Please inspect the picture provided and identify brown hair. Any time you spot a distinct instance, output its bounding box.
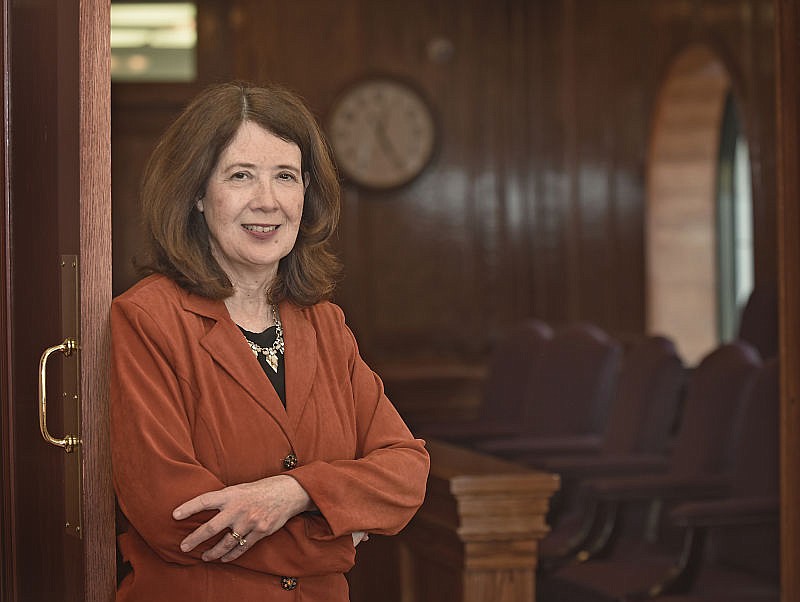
[139,81,341,305]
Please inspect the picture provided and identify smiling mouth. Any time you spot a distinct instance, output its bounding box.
[243,224,279,233]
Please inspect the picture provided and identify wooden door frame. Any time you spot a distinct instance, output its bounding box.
[1,0,11,597]
[1,0,113,599]
[776,0,800,599]
[78,0,114,599]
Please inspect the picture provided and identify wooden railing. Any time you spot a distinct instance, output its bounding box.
[349,439,560,602]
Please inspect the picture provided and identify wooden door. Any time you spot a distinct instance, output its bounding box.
[0,0,113,600]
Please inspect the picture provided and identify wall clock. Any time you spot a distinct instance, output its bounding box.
[327,77,436,190]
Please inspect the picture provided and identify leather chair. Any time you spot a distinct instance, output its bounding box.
[638,357,780,602]
[413,319,553,443]
[537,343,771,602]
[499,335,685,463]
[479,322,623,458]
[531,336,685,560]
[737,283,778,360]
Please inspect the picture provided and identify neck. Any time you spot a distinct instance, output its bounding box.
[224,279,275,333]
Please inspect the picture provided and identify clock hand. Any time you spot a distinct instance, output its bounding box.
[373,119,406,170]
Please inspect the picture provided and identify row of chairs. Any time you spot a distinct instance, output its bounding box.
[414,321,681,464]
[539,345,778,601]
[413,316,778,600]
[414,321,623,449]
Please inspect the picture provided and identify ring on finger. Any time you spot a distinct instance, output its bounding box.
[230,530,247,547]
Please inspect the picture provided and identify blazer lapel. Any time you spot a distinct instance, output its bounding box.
[181,291,294,440]
[280,301,317,433]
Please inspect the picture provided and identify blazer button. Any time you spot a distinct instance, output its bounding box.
[281,576,298,590]
[283,453,298,470]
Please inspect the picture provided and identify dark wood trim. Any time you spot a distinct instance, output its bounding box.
[776,0,799,599]
[0,0,14,597]
[111,82,206,110]
[79,0,114,599]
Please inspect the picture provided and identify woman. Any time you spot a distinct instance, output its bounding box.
[111,82,430,601]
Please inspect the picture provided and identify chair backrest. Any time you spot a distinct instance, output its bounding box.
[727,357,780,497]
[601,335,685,454]
[479,319,553,423]
[712,357,780,579]
[738,283,778,360]
[524,323,622,436]
[669,341,761,478]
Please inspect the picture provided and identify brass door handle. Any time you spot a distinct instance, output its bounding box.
[38,337,81,453]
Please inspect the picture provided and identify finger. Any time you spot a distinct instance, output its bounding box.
[173,490,224,520]
[219,522,273,562]
[180,513,232,552]
[202,530,245,562]
[219,533,251,563]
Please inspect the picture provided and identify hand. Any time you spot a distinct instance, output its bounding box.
[173,475,313,563]
[352,531,370,547]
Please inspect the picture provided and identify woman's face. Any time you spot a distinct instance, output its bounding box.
[197,121,306,284]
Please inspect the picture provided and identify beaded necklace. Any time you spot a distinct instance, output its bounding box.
[243,305,284,373]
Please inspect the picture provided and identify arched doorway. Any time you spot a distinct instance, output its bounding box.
[646,44,752,365]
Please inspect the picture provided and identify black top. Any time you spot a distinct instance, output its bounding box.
[239,325,286,406]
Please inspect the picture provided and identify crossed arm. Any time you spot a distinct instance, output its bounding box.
[173,473,368,564]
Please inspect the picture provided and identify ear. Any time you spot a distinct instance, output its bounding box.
[303,172,310,192]
[195,196,205,212]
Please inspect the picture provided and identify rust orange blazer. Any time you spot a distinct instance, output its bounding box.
[111,274,430,601]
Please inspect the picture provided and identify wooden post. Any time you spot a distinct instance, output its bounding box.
[776,1,800,599]
[400,440,560,602]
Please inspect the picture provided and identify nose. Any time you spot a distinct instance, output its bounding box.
[248,179,279,211]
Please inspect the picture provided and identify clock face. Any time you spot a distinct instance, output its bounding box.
[327,78,436,189]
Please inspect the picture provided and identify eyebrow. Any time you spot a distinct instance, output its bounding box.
[274,163,302,173]
[222,161,302,173]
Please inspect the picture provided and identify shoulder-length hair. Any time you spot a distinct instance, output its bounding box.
[139,81,341,305]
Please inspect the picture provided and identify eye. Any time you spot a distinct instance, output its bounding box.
[229,171,250,181]
[277,171,299,182]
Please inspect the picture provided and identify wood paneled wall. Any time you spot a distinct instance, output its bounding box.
[112,0,777,418]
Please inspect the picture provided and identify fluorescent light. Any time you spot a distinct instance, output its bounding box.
[110,3,196,49]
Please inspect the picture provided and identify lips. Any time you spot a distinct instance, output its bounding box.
[242,224,279,233]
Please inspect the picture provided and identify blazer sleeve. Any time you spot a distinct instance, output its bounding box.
[111,297,355,575]
[289,309,430,540]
